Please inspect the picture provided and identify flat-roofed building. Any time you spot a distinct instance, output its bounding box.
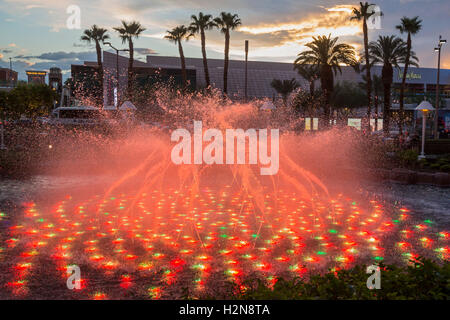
[26,70,47,85]
[0,67,18,87]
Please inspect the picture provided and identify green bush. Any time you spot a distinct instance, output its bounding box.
[440,164,450,172]
[395,149,419,168]
[233,258,449,300]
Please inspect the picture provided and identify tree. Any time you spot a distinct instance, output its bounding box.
[5,84,57,119]
[214,12,242,95]
[114,20,146,99]
[396,16,422,135]
[294,64,319,96]
[351,2,382,130]
[270,78,299,107]
[189,12,216,88]
[165,25,193,89]
[294,35,357,124]
[360,74,383,131]
[368,35,417,134]
[81,25,109,107]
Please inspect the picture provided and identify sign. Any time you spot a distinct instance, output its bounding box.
[398,71,422,80]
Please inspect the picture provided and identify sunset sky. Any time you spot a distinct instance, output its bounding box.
[0,0,448,80]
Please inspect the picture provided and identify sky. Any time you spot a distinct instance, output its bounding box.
[0,0,449,81]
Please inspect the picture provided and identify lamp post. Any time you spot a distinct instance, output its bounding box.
[104,42,129,109]
[416,100,435,160]
[433,35,446,139]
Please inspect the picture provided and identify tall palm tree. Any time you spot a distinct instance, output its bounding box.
[294,35,357,123]
[270,78,299,107]
[214,12,242,95]
[165,25,192,89]
[81,25,109,106]
[351,2,382,130]
[113,20,146,99]
[360,74,383,131]
[396,16,422,135]
[189,12,216,88]
[294,64,320,96]
[368,35,418,134]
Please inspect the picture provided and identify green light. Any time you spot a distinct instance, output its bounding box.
[424,219,432,224]
[252,234,259,238]
[373,256,384,261]
[328,229,338,234]
[219,234,228,238]
[316,251,327,255]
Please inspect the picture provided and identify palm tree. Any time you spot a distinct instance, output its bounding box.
[189,13,216,88]
[368,35,418,134]
[165,25,192,89]
[80,25,109,106]
[270,78,299,107]
[360,74,383,131]
[396,16,422,135]
[113,20,146,99]
[214,12,242,95]
[294,35,357,123]
[294,64,320,96]
[351,2,382,130]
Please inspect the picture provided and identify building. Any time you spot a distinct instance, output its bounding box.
[26,70,47,84]
[146,56,450,105]
[49,67,63,93]
[71,51,197,107]
[0,67,18,87]
[72,51,450,134]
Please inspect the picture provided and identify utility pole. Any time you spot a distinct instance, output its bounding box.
[9,57,13,87]
[104,42,129,109]
[244,40,249,103]
[433,35,446,139]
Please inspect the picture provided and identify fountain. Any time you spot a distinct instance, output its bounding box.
[0,91,448,299]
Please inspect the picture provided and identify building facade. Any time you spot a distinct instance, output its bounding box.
[26,70,47,85]
[0,67,18,87]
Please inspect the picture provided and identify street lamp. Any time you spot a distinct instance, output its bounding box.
[433,35,446,139]
[104,42,129,109]
[416,99,435,160]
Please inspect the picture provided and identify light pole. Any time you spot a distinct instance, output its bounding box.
[104,42,129,109]
[244,40,249,103]
[433,35,446,139]
[416,99,435,160]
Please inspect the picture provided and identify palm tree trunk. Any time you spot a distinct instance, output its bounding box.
[382,63,393,135]
[223,29,230,95]
[200,29,210,87]
[320,64,333,127]
[363,20,372,131]
[309,80,315,97]
[374,91,379,131]
[399,33,411,136]
[128,39,134,100]
[95,41,103,108]
[178,40,187,88]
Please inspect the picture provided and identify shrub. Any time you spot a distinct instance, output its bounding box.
[395,149,419,168]
[233,258,449,300]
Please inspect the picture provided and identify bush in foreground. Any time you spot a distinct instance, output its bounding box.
[231,258,449,300]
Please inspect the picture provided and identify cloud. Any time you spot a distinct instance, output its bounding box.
[134,47,158,55]
[14,51,97,62]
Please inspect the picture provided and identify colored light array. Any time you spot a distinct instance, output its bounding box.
[0,186,448,299]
